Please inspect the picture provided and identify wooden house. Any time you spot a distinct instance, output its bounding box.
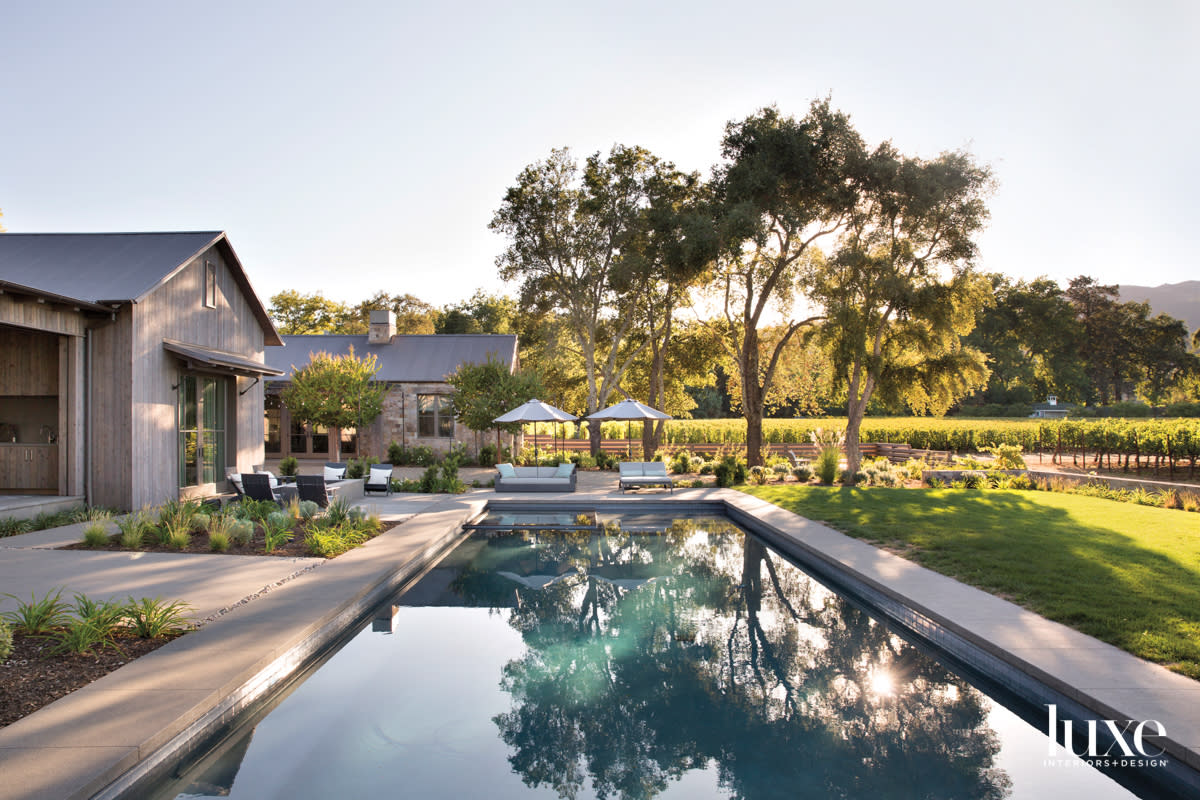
[0,232,283,509]
[265,311,518,460]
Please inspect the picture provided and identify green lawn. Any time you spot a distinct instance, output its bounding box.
[742,485,1200,679]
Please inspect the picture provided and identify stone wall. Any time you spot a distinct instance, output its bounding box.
[364,383,478,457]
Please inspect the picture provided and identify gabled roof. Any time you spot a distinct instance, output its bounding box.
[266,334,519,383]
[0,232,282,345]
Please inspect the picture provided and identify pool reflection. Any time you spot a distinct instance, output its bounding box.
[439,519,1012,799]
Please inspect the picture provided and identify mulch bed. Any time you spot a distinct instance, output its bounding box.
[0,630,181,729]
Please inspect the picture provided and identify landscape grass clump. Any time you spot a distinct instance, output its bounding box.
[2,588,73,635]
[82,522,110,548]
[262,511,294,553]
[124,596,193,638]
[116,508,154,548]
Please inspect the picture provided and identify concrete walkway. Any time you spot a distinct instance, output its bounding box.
[1,470,1199,798]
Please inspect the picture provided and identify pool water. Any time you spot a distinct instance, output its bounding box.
[152,516,1159,799]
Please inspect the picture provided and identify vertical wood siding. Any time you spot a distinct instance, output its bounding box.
[131,246,268,506]
[89,310,134,509]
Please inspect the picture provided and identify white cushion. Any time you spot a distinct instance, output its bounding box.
[229,474,243,491]
[368,465,392,481]
[324,466,344,482]
[257,470,279,488]
[496,463,517,479]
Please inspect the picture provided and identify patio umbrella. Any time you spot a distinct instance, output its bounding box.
[586,399,672,460]
[494,399,578,463]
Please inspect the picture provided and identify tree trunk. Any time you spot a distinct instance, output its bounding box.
[589,419,603,459]
[741,328,765,467]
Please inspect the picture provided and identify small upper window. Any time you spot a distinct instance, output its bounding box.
[204,261,218,308]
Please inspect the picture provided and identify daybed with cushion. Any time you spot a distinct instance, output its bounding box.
[619,462,674,493]
[494,462,577,493]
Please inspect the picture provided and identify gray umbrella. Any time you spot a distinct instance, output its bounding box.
[495,399,577,462]
[587,399,672,459]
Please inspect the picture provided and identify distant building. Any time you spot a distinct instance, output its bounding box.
[264,310,518,460]
[1030,395,1072,419]
[0,232,282,509]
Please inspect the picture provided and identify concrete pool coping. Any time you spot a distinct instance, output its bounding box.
[0,483,1197,798]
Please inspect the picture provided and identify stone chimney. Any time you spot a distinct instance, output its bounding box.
[368,309,396,344]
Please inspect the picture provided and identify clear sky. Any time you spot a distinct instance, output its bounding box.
[2,1,1197,309]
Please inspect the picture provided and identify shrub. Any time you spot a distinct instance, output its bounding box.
[478,443,498,467]
[2,588,72,634]
[233,498,277,523]
[278,456,299,477]
[982,443,1026,470]
[814,447,840,485]
[569,453,597,469]
[748,465,768,485]
[902,458,929,481]
[670,450,692,474]
[699,460,716,475]
[230,518,254,546]
[82,522,110,547]
[926,476,946,488]
[188,512,211,533]
[0,618,11,661]
[125,597,192,638]
[297,500,321,521]
[208,531,230,552]
[960,473,985,489]
[792,465,812,483]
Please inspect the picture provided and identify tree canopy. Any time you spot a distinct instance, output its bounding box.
[281,347,386,460]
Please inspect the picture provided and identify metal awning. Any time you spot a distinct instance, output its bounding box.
[163,339,284,377]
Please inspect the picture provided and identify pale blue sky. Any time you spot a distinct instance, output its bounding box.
[2,1,1197,307]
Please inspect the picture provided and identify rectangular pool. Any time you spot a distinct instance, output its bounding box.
[146,514,1169,799]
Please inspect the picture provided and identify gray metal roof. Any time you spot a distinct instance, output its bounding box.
[0,232,282,345]
[0,232,223,302]
[266,334,519,383]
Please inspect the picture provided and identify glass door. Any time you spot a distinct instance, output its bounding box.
[178,374,227,487]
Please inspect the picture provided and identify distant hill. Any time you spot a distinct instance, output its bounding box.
[1119,280,1200,335]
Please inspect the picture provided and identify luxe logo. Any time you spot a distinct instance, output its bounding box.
[1046,704,1166,758]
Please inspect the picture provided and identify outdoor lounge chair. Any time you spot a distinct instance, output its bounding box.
[241,473,282,505]
[324,462,347,481]
[226,468,245,499]
[618,462,674,493]
[364,463,394,496]
[296,474,332,507]
[787,450,810,468]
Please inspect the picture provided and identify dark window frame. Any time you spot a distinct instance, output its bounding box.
[203,260,218,309]
[417,393,455,438]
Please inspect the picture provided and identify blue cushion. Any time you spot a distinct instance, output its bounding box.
[496,463,517,479]
[554,463,574,478]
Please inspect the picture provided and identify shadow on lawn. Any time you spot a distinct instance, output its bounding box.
[748,485,1200,678]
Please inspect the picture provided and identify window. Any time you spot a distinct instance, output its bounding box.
[178,374,226,486]
[264,394,281,454]
[204,261,218,308]
[417,394,454,438]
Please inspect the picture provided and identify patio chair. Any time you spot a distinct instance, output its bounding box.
[226,468,245,499]
[324,462,348,482]
[296,474,331,508]
[364,463,394,496]
[241,473,281,505]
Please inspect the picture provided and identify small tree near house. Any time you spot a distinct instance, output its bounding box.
[281,347,386,461]
[448,355,545,457]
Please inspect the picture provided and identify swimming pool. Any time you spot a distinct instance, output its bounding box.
[146,515,1167,799]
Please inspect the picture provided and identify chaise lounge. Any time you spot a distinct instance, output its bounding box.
[619,462,674,493]
[494,462,577,492]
